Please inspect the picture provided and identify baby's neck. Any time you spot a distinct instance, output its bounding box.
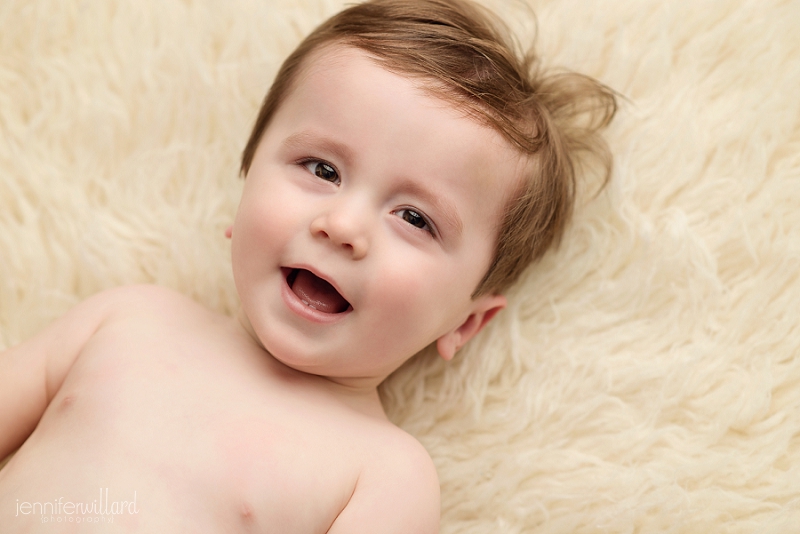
[234,310,388,421]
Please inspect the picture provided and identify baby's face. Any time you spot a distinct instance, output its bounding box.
[231,46,521,385]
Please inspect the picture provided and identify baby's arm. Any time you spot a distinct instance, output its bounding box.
[0,288,120,461]
[327,437,440,534]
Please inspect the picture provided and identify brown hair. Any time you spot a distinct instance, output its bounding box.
[240,0,617,296]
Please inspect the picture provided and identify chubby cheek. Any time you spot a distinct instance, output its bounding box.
[365,258,473,351]
[233,181,294,267]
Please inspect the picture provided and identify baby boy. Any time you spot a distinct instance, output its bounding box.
[0,0,615,531]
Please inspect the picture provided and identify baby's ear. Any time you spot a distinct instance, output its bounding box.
[436,294,506,361]
[225,225,233,239]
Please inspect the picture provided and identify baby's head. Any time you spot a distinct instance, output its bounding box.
[242,0,616,298]
[231,0,616,384]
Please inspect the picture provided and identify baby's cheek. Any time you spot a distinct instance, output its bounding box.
[237,204,291,258]
[371,263,451,333]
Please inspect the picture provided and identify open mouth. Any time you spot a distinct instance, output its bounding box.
[284,268,351,314]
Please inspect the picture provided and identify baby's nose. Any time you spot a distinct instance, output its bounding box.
[309,205,370,260]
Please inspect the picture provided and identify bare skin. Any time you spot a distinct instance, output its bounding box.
[0,285,439,532]
[0,47,521,532]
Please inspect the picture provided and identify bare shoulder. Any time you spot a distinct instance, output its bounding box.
[96,284,201,313]
[329,423,440,533]
[46,283,211,373]
[0,284,201,459]
[83,284,219,327]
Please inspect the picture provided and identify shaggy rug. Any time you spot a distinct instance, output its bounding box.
[1,0,798,531]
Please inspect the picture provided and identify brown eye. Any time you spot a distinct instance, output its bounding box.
[314,162,338,183]
[302,160,340,184]
[395,208,433,234]
[402,209,425,228]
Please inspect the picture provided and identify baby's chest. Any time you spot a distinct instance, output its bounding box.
[177,410,359,531]
[49,331,364,531]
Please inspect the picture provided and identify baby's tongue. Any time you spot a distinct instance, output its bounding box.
[291,269,349,313]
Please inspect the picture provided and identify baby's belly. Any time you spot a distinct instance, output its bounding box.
[0,338,358,533]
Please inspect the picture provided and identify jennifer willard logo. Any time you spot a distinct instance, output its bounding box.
[15,487,138,524]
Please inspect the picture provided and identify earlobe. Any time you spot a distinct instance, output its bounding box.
[436,294,506,361]
[225,225,233,239]
[436,332,460,361]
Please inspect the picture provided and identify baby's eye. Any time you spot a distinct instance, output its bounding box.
[394,208,434,235]
[303,160,340,184]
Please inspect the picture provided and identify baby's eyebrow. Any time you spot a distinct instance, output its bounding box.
[281,131,354,168]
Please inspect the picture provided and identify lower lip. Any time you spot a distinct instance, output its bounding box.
[280,270,351,324]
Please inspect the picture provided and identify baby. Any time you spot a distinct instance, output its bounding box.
[0,0,615,531]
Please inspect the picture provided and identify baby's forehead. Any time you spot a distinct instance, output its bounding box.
[280,45,524,184]
[290,43,525,161]
[291,43,438,105]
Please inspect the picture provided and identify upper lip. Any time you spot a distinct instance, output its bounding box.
[282,264,352,308]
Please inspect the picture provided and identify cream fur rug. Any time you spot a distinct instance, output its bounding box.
[1,0,798,532]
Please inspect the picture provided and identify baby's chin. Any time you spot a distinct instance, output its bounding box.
[235,318,338,376]
[232,302,433,388]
